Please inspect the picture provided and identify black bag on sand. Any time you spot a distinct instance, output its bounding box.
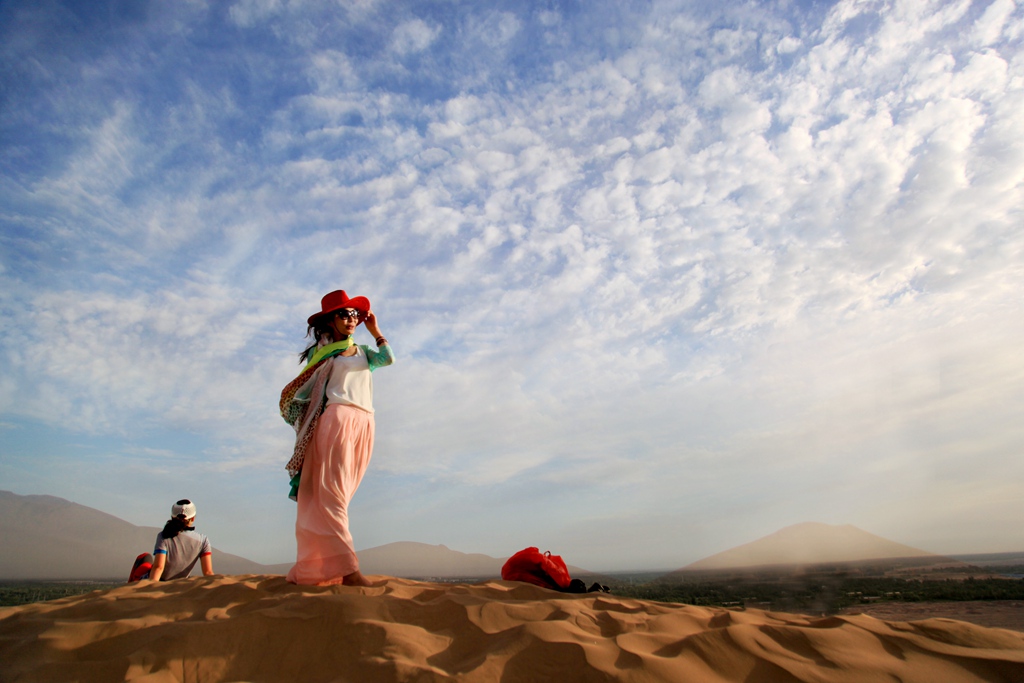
[565,578,612,594]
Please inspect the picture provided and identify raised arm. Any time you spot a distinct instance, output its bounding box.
[363,311,394,370]
[364,311,385,344]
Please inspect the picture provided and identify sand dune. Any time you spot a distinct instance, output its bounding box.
[2,575,1024,682]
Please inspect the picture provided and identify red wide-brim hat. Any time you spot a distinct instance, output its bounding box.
[307,290,371,325]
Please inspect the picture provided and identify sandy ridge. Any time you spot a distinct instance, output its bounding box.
[2,574,1024,682]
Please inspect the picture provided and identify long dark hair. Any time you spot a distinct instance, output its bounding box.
[298,317,336,364]
[161,516,190,538]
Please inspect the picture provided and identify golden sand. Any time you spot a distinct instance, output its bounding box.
[2,574,1023,682]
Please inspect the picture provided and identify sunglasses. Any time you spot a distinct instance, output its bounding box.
[335,309,362,320]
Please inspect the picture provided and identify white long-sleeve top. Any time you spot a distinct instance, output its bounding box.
[324,344,394,413]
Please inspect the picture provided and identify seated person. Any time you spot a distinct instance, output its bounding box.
[128,499,214,582]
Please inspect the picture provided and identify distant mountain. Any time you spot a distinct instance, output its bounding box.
[0,491,510,580]
[357,542,502,578]
[0,491,275,580]
[682,522,938,571]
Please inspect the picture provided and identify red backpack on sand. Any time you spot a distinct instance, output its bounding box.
[500,547,574,590]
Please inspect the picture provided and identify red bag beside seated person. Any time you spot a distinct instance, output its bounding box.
[128,552,153,583]
[501,547,609,593]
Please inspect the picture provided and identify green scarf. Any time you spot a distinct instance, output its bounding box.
[302,337,354,372]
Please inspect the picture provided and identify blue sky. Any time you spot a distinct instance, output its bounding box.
[1,0,1022,572]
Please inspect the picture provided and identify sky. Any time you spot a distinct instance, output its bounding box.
[1,0,1022,572]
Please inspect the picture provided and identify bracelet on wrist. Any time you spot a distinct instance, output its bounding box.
[375,336,388,346]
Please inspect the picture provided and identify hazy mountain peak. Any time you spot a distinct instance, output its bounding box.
[684,522,936,570]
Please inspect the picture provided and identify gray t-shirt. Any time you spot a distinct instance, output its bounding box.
[153,528,212,580]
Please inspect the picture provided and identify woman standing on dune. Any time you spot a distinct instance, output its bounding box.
[280,290,395,587]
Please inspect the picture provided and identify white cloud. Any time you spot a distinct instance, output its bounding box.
[971,0,1017,46]
[538,11,560,28]
[777,36,801,54]
[307,50,362,92]
[390,19,440,55]
[2,0,1023,567]
[228,0,283,27]
[952,49,1009,98]
[476,12,522,48]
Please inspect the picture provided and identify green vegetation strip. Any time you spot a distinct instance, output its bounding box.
[611,577,1024,614]
[3,575,1023,612]
[0,581,122,607]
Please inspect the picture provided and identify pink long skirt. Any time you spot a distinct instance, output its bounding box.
[287,404,375,585]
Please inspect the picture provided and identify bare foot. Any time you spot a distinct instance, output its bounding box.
[342,570,375,587]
